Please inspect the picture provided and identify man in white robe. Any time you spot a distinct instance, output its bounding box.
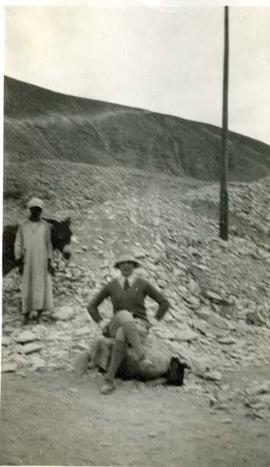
[15,197,54,324]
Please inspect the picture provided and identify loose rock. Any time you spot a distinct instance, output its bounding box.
[246,381,270,397]
[204,370,223,382]
[22,343,43,354]
[16,330,37,344]
[2,363,17,373]
[218,336,237,345]
[53,306,74,321]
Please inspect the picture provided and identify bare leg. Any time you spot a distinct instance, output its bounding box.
[121,320,145,360]
[109,311,145,360]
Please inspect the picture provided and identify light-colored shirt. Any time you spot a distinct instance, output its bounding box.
[118,273,137,288]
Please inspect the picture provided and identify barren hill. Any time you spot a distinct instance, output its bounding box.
[4,76,270,181]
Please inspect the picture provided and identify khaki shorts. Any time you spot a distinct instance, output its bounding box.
[109,310,149,344]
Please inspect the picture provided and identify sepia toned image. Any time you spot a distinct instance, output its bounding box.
[1,1,270,466]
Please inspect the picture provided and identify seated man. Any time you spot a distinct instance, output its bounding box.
[87,249,170,394]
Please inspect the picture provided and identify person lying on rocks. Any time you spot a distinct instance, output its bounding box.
[87,250,170,395]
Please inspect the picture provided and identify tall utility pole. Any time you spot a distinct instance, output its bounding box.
[220,6,229,240]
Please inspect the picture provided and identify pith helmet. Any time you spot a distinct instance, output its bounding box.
[114,251,140,269]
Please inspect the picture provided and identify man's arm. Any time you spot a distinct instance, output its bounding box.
[87,284,110,323]
[145,281,170,321]
[14,225,24,274]
[14,225,23,261]
[45,223,54,275]
[45,222,53,260]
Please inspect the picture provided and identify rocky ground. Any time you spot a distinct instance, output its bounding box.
[1,167,270,466]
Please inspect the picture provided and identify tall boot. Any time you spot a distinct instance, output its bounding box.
[100,339,127,394]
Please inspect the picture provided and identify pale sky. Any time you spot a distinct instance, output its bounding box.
[3,2,270,144]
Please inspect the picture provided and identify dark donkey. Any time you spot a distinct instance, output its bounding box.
[2,217,72,276]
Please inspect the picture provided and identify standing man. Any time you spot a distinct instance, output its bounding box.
[15,197,54,324]
[87,250,170,394]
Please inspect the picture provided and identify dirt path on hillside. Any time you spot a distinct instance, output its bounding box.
[1,371,270,467]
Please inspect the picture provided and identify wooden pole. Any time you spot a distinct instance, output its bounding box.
[220,6,229,240]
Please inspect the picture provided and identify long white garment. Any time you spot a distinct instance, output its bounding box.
[15,220,53,314]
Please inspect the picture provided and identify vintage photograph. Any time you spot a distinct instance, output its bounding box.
[1,1,270,466]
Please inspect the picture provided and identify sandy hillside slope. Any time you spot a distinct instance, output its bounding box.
[4,75,270,181]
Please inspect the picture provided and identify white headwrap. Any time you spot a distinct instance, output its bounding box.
[27,197,44,210]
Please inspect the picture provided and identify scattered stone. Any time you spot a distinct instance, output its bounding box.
[196,264,209,271]
[53,306,74,321]
[205,290,223,303]
[185,296,200,310]
[209,396,217,407]
[188,278,201,296]
[173,328,198,343]
[204,370,223,382]
[153,327,176,340]
[22,343,43,354]
[2,336,12,346]
[228,352,242,361]
[134,248,147,259]
[222,418,233,424]
[246,310,266,327]
[34,324,47,334]
[195,306,212,321]
[75,327,91,337]
[16,330,37,344]
[157,280,167,289]
[13,354,30,367]
[247,401,265,411]
[30,355,46,370]
[2,363,17,373]
[246,381,270,397]
[217,336,237,345]
[177,285,189,297]
[192,319,209,336]
[207,313,229,331]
